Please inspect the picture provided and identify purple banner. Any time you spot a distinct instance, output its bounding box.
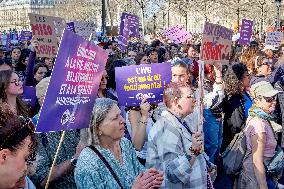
[22,86,37,108]
[36,30,108,132]
[66,22,75,32]
[115,63,172,106]
[118,13,140,52]
[239,19,253,46]
[20,31,33,41]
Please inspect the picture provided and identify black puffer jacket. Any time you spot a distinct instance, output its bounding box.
[221,94,246,153]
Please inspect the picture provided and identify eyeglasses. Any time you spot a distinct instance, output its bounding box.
[10,80,22,86]
[259,62,272,66]
[263,96,277,103]
[180,94,195,99]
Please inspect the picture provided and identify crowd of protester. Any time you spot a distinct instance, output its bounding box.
[0,30,284,189]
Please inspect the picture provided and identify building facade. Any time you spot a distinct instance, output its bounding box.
[0,0,57,31]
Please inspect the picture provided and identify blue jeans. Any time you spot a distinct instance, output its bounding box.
[204,109,223,164]
[267,176,277,189]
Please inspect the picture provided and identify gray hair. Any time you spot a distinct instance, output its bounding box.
[88,98,117,146]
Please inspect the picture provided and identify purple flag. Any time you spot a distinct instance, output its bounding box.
[115,63,172,106]
[239,19,253,46]
[66,22,75,32]
[36,30,108,132]
[20,31,33,41]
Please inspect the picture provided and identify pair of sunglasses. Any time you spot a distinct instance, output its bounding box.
[263,96,277,103]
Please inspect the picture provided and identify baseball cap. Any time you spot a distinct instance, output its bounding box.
[251,81,281,98]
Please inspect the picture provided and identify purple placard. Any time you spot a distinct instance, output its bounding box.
[115,63,172,106]
[239,19,253,46]
[118,13,139,52]
[164,25,192,44]
[22,86,37,107]
[66,22,75,32]
[20,31,33,41]
[36,30,108,132]
[119,13,140,38]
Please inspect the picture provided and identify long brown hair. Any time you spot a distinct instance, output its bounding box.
[0,70,31,117]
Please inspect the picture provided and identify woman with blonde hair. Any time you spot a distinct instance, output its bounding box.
[250,55,273,85]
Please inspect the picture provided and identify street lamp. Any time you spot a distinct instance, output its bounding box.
[275,0,282,31]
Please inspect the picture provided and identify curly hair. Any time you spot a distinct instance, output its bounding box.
[224,65,244,96]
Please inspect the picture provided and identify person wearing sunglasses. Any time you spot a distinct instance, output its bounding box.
[235,81,281,189]
[0,70,31,117]
[0,107,37,189]
[250,56,273,86]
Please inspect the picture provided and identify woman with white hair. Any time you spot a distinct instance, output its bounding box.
[75,98,163,189]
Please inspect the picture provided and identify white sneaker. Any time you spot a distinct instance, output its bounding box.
[278,183,284,189]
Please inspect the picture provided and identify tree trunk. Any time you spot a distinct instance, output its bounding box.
[106,0,113,28]
[101,0,107,35]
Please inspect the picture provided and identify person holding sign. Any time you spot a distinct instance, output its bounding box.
[31,77,84,189]
[126,97,153,165]
[146,82,216,188]
[75,98,164,189]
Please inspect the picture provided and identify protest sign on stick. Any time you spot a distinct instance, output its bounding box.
[265,32,283,46]
[44,131,66,189]
[239,19,253,46]
[197,60,204,132]
[118,13,140,52]
[115,63,172,106]
[164,25,192,44]
[200,22,233,64]
[36,29,108,132]
[74,21,97,40]
[28,13,65,58]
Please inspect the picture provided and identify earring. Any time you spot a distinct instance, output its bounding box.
[98,131,103,136]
